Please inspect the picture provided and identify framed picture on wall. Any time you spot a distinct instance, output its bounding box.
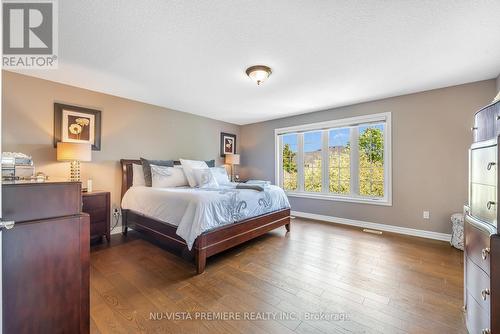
[54,103,102,150]
[220,132,236,157]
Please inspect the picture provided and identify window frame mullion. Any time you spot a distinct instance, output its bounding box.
[350,126,360,196]
[321,130,329,193]
[297,133,305,192]
[277,135,284,187]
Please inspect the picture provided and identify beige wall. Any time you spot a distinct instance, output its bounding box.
[2,71,240,224]
[240,80,497,234]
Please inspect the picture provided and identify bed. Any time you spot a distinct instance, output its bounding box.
[120,159,291,274]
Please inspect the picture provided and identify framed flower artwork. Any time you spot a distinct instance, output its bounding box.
[54,103,102,150]
[220,132,236,157]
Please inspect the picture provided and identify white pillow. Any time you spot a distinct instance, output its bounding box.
[168,166,189,187]
[151,165,188,188]
[192,168,219,188]
[132,163,146,186]
[210,166,230,185]
[179,159,209,187]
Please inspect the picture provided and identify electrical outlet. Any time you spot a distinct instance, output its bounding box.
[113,208,121,218]
[423,211,430,220]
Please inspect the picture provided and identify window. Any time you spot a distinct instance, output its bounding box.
[329,128,350,194]
[359,124,385,197]
[275,112,391,205]
[303,131,322,192]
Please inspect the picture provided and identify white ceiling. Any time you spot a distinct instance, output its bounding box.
[14,0,500,125]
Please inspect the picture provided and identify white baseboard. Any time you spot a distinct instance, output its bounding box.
[291,211,451,242]
[110,213,451,242]
[110,226,126,235]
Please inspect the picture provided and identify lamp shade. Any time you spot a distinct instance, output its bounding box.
[225,153,240,165]
[57,142,91,162]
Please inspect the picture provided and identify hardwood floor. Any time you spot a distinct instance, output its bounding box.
[90,217,465,334]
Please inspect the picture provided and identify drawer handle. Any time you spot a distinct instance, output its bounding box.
[481,289,491,300]
[471,127,478,131]
[487,162,496,170]
[482,247,490,260]
[482,329,491,334]
[487,201,496,210]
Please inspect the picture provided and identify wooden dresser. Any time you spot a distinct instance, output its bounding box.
[2,181,90,333]
[465,99,500,334]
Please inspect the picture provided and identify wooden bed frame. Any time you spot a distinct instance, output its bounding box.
[120,159,291,274]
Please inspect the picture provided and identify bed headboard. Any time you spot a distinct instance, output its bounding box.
[120,159,141,199]
[120,159,182,199]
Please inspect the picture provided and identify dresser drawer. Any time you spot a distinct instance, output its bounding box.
[466,256,491,313]
[2,214,90,333]
[470,183,497,226]
[474,102,499,142]
[465,217,491,274]
[86,207,107,225]
[466,290,491,334]
[3,182,81,223]
[471,145,497,187]
[82,194,107,210]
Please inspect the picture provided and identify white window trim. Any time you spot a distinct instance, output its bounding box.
[274,112,392,206]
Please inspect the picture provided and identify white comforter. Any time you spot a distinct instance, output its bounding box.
[121,184,290,249]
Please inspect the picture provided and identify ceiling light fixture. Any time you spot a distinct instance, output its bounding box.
[246,65,272,85]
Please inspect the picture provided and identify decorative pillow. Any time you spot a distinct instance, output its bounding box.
[173,166,189,186]
[151,165,188,188]
[140,158,174,187]
[210,166,230,185]
[205,160,215,168]
[179,159,209,187]
[192,168,219,188]
[132,163,146,187]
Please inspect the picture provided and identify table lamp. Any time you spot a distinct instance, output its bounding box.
[57,142,91,182]
[225,153,240,182]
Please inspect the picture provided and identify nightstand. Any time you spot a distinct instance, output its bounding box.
[82,191,110,242]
